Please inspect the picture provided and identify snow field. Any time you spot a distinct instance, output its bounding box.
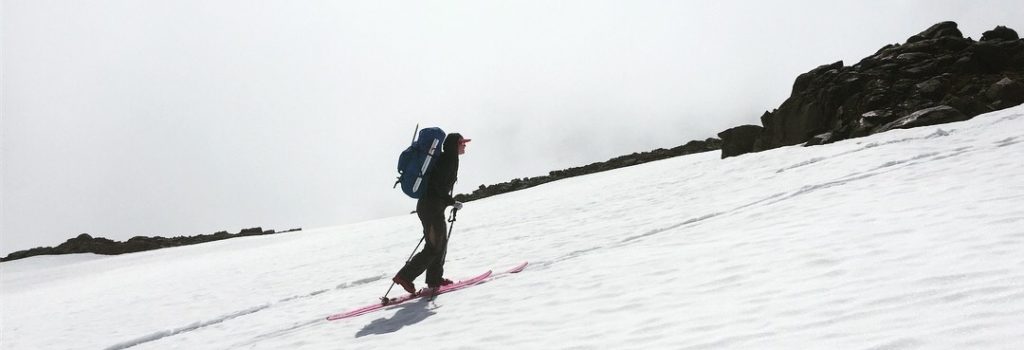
[3,105,1024,349]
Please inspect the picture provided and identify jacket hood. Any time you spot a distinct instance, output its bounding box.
[443,133,463,154]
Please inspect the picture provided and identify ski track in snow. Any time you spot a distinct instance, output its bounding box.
[3,105,1024,349]
[104,305,272,350]
[102,274,385,349]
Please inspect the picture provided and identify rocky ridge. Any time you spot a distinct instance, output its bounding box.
[1,227,301,262]
[718,22,1024,157]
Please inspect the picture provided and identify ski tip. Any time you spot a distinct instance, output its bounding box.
[506,261,528,274]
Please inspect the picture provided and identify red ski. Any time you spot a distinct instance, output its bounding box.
[327,262,527,321]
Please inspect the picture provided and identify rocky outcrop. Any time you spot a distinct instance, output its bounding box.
[455,138,721,202]
[717,125,764,159]
[719,22,1024,158]
[981,26,1020,42]
[1,227,302,262]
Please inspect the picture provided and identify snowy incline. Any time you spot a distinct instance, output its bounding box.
[3,105,1024,349]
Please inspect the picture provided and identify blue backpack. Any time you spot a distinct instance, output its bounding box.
[395,126,446,198]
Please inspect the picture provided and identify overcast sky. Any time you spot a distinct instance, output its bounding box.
[3,1,1022,255]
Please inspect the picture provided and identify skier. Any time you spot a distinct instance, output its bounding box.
[392,133,470,295]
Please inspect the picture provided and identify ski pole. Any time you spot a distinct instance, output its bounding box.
[381,236,425,303]
[440,208,458,265]
[381,208,458,304]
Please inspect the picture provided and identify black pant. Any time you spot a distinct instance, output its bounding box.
[397,198,448,287]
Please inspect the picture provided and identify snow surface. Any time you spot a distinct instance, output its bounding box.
[3,105,1024,349]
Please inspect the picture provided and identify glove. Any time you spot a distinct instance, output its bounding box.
[452,201,464,210]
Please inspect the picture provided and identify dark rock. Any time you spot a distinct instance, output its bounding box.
[718,125,764,158]
[877,63,900,72]
[793,61,844,93]
[904,61,939,78]
[54,234,119,255]
[852,109,897,137]
[873,43,900,57]
[944,95,990,116]
[896,52,933,63]
[804,132,835,146]
[874,105,969,133]
[952,54,985,73]
[862,93,891,110]
[935,36,971,52]
[900,37,970,56]
[986,77,1024,107]
[897,97,935,113]
[892,79,916,92]
[239,227,264,235]
[1,227,302,262]
[915,76,949,99]
[860,109,896,124]
[761,92,834,149]
[981,26,1019,41]
[124,236,166,252]
[971,41,1015,72]
[907,21,963,43]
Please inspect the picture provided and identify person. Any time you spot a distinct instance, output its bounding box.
[392,133,470,294]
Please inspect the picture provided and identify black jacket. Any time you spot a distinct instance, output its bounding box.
[421,133,462,206]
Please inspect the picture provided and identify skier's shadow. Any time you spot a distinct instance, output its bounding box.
[355,298,438,337]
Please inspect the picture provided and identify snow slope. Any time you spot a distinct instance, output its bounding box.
[3,105,1024,349]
